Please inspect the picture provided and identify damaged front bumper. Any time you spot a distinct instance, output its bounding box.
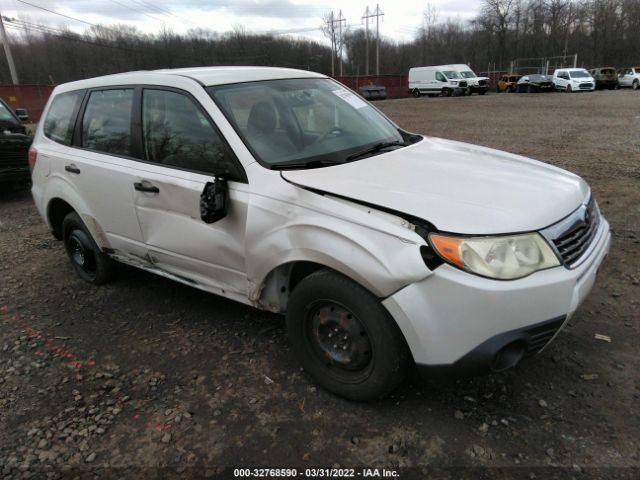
[382,218,611,376]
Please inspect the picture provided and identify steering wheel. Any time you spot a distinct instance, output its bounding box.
[313,127,343,145]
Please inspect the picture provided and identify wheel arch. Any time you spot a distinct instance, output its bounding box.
[45,190,109,250]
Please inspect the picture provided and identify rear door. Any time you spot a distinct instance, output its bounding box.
[131,87,250,295]
[44,87,147,258]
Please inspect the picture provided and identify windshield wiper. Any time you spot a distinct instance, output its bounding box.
[345,141,407,162]
[270,159,345,170]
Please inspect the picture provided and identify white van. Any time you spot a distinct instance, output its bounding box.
[31,67,610,400]
[446,64,489,95]
[552,68,595,92]
[408,66,468,97]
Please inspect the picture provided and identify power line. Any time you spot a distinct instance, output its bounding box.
[15,0,98,27]
[108,0,168,24]
[3,21,137,52]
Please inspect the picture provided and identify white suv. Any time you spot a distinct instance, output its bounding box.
[553,68,596,92]
[30,67,611,400]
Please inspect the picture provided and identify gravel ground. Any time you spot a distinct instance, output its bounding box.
[1,89,639,480]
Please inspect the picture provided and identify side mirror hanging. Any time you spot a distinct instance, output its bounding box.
[200,177,229,224]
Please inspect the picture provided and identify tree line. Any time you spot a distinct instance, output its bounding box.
[1,0,638,85]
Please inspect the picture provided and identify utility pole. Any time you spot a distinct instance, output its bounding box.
[326,11,346,78]
[373,4,383,77]
[362,6,384,77]
[362,7,371,76]
[337,10,346,77]
[0,12,19,85]
[328,11,335,77]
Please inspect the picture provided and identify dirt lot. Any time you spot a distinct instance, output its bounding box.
[1,90,639,480]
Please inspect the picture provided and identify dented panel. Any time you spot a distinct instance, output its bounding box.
[245,164,432,302]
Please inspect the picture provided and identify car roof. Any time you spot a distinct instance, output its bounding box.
[52,66,327,93]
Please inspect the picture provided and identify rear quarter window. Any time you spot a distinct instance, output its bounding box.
[43,90,84,145]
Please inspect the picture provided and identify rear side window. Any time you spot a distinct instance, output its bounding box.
[142,89,243,179]
[81,89,133,156]
[43,91,83,145]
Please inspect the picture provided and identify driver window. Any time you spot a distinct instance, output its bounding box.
[142,89,242,179]
[436,72,446,82]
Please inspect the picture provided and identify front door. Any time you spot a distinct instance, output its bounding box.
[131,87,250,295]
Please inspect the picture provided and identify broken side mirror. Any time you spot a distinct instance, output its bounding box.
[200,177,228,224]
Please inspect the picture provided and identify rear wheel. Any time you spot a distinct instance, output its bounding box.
[62,212,115,285]
[286,270,411,401]
[633,80,639,90]
[412,89,421,98]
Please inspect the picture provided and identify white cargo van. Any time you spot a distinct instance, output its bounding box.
[447,64,489,95]
[408,66,468,97]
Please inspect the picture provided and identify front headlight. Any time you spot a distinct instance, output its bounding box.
[429,232,560,280]
[450,81,458,85]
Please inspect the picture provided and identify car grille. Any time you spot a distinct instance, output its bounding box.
[579,82,594,89]
[524,317,566,357]
[459,81,468,88]
[0,150,29,169]
[478,79,487,86]
[549,197,601,268]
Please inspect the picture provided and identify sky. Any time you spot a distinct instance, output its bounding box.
[1,0,483,43]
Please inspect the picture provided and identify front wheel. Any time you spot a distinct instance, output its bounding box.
[286,270,412,401]
[566,84,572,93]
[62,212,115,285]
[441,88,452,97]
[633,80,639,90]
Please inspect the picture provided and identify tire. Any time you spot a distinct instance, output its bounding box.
[62,212,115,285]
[412,89,421,98]
[441,88,452,97]
[633,80,639,90]
[566,84,572,93]
[285,270,412,401]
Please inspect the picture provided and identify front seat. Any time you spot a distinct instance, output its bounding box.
[245,101,297,162]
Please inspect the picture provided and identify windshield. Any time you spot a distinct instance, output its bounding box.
[570,70,590,78]
[208,78,404,168]
[459,71,476,79]
[442,71,461,79]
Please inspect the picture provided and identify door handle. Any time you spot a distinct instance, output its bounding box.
[134,182,159,193]
[64,164,80,174]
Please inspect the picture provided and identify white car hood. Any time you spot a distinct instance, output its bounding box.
[282,137,589,234]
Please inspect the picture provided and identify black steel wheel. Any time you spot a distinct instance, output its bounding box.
[62,212,115,285]
[286,270,411,401]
